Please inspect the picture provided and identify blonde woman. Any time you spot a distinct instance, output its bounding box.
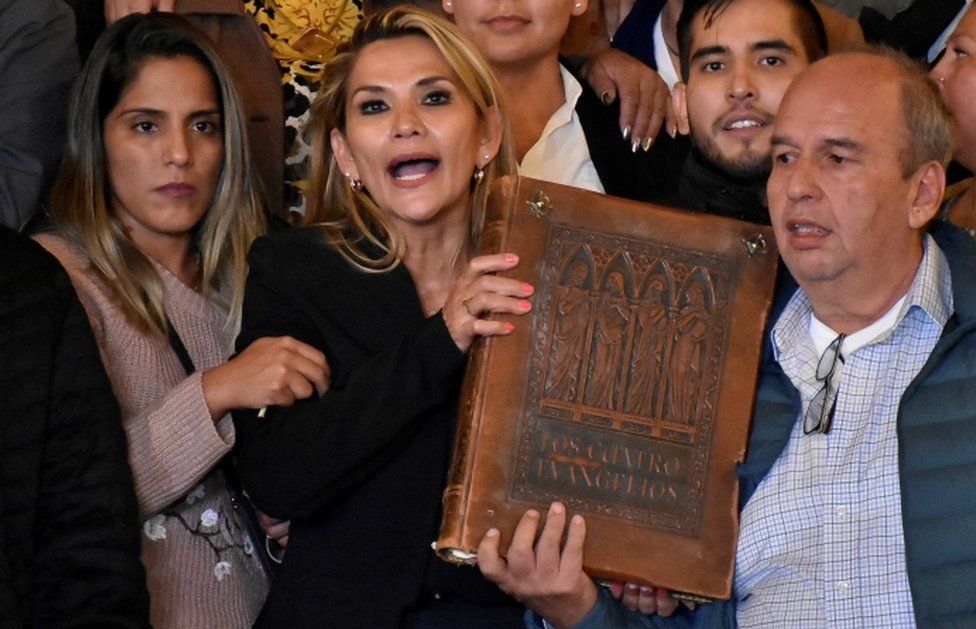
[35,14,327,628]
[232,8,533,627]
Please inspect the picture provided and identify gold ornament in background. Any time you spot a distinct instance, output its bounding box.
[245,0,362,75]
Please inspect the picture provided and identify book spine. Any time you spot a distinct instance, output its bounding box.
[436,176,518,563]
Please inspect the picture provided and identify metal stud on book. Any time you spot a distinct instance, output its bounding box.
[743,234,768,257]
[527,189,552,217]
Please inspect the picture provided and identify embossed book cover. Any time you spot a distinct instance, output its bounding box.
[435,176,778,599]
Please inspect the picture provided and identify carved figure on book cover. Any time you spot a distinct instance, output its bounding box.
[544,257,594,402]
[583,265,632,410]
[664,276,715,425]
[510,225,745,531]
[624,268,671,417]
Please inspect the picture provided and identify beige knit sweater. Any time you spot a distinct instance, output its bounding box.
[37,234,269,629]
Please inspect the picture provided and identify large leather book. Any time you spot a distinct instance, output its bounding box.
[435,176,779,599]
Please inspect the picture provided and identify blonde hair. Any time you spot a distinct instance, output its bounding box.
[304,6,516,271]
[48,13,265,337]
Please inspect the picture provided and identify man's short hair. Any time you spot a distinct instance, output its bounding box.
[677,0,828,82]
[864,47,952,178]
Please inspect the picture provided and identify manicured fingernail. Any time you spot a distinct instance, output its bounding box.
[486,528,499,537]
[522,283,534,295]
[519,300,532,311]
[601,90,613,105]
[622,124,631,140]
[631,139,640,153]
[504,322,515,332]
[668,125,677,139]
[642,137,653,151]
[571,514,584,525]
[505,253,518,264]
[550,502,565,514]
[640,586,653,595]
[626,583,639,592]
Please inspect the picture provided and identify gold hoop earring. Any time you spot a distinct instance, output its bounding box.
[345,172,364,192]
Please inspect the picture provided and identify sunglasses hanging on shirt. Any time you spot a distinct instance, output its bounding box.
[804,332,846,435]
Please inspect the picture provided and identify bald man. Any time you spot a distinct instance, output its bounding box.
[479,47,976,629]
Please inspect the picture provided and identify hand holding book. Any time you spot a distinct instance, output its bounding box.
[478,502,598,629]
[441,252,535,352]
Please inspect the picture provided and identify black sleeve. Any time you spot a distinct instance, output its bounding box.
[232,235,467,519]
[29,244,150,627]
[0,0,79,228]
[859,0,964,60]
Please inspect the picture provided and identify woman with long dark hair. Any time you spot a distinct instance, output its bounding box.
[36,14,327,627]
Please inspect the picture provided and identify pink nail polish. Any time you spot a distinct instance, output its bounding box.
[504,322,515,332]
[522,283,534,295]
[505,253,518,264]
[519,300,531,311]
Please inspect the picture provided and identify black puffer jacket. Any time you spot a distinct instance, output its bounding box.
[0,226,149,628]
